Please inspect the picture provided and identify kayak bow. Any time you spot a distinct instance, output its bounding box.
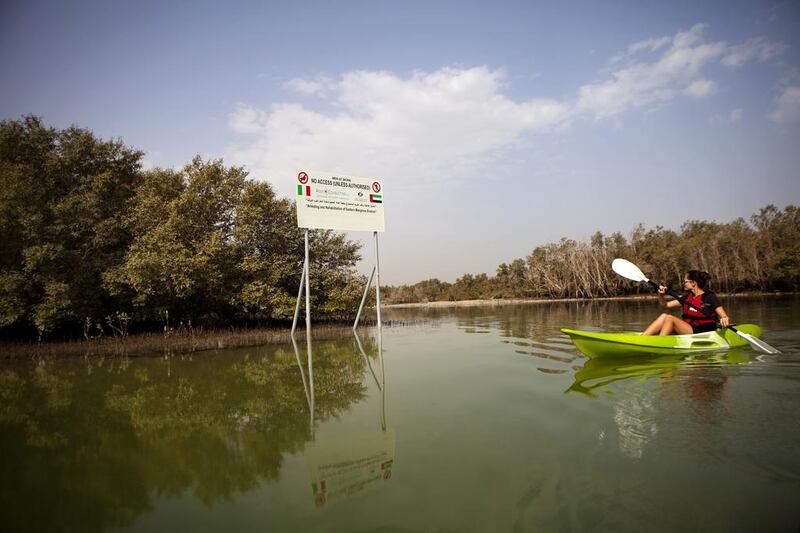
[561,324,763,359]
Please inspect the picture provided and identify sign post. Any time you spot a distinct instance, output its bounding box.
[291,170,386,337]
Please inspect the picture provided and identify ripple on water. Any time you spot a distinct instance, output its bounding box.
[501,334,583,376]
[514,349,575,364]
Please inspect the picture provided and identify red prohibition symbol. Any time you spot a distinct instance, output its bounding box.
[372,182,381,193]
[298,172,309,184]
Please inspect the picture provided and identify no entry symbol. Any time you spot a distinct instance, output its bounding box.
[372,182,381,193]
[298,172,309,184]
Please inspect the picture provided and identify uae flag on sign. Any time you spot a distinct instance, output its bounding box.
[297,185,311,196]
[370,194,382,203]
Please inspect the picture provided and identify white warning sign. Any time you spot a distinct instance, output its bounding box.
[295,170,385,232]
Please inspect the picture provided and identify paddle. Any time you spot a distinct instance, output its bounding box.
[611,258,780,354]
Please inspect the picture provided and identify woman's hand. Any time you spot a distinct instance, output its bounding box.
[715,306,730,327]
[658,285,668,294]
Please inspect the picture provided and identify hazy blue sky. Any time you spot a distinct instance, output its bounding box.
[2,0,799,284]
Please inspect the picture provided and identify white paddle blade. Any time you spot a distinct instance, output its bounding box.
[734,330,781,354]
[612,258,649,283]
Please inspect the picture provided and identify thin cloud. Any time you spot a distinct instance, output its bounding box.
[630,35,673,54]
[768,86,800,124]
[723,37,786,68]
[610,34,671,64]
[576,24,727,118]
[229,104,270,134]
[684,79,718,98]
[284,76,333,96]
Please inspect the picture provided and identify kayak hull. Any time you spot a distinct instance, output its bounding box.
[560,324,763,359]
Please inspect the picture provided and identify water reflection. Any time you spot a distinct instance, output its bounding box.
[612,393,658,459]
[566,351,750,398]
[0,336,379,532]
[443,301,639,375]
[291,335,314,437]
[305,429,396,508]
[570,352,750,460]
[354,330,387,431]
[2,297,796,532]
[293,330,395,509]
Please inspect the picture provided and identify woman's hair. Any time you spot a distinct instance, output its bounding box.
[686,270,712,289]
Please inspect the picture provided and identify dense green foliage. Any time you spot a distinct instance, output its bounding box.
[384,205,800,303]
[0,117,364,339]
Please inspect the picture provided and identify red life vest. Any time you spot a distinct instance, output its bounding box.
[681,292,717,327]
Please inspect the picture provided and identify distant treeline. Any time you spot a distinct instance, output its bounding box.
[383,204,800,304]
[0,116,366,339]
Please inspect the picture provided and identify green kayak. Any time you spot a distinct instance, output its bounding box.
[560,324,763,358]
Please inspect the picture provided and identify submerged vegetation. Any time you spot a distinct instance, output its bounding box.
[383,205,800,304]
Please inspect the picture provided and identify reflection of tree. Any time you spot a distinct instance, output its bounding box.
[0,337,373,532]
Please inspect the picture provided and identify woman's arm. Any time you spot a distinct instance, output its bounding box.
[715,306,730,327]
[658,285,681,308]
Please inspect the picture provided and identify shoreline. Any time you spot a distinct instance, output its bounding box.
[383,291,796,309]
[0,324,374,360]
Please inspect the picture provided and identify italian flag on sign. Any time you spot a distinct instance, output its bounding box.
[370,194,382,203]
[297,185,311,196]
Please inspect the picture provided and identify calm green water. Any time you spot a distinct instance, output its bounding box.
[2,296,799,533]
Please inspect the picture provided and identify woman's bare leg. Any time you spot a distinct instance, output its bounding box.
[643,313,669,336]
[660,315,693,336]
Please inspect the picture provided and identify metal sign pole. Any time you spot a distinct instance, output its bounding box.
[302,229,314,434]
[374,231,382,331]
[306,332,315,439]
[291,230,313,337]
[374,231,384,430]
[353,232,382,330]
[304,229,311,331]
[353,265,376,330]
[291,260,306,336]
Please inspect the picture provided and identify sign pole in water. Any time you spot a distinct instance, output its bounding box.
[291,170,386,336]
[373,231,382,330]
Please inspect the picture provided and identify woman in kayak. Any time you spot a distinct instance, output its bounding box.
[642,270,731,336]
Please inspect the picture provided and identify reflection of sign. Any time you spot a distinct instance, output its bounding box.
[305,429,395,508]
[295,170,385,232]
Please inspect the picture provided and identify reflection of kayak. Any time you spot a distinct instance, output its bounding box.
[560,324,763,359]
[566,350,749,397]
